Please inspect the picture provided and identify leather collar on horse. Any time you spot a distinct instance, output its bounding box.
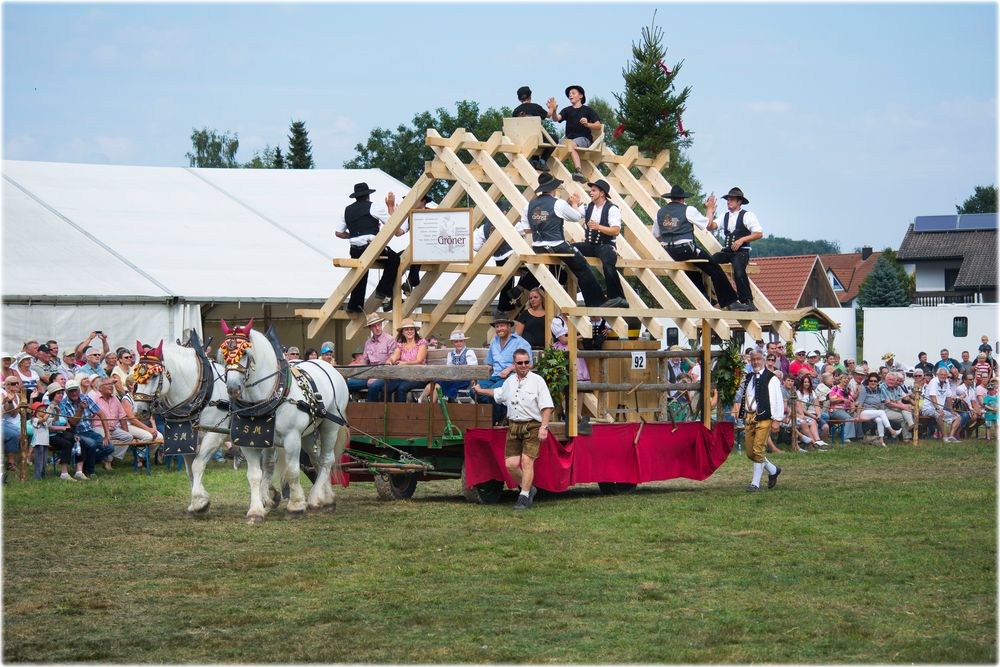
[159,329,220,421]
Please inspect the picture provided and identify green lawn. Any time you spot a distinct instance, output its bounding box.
[3,439,996,663]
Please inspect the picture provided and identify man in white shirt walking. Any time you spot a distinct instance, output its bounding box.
[733,351,784,492]
[472,349,553,510]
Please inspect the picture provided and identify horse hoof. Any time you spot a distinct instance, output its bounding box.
[246,515,265,525]
[322,502,337,513]
[268,487,282,506]
[187,503,211,517]
[285,509,306,520]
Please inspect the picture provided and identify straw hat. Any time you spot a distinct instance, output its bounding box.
[449,331,468,341]
[396,318,420,332]
[364,312,386,328]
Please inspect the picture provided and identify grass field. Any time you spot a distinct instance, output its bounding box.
[3,439,996,663]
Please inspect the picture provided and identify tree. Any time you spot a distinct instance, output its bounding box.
[243,144,285,169]
[273,146,285,169]
[857,255,910,307]
[752,235,841,258]
[286,120,314,169]
[186,127,239,168]
[956,185,997,214]
[612,14,692,156]
[344,100,510,200]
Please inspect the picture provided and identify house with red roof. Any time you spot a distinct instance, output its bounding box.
[750,255,840,310]
[818,247,883,307]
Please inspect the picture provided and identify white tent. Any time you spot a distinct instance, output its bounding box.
[1,160,494,354]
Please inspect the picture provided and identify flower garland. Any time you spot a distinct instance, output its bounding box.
[133,362,163,385]
[711,338,744,409]
[222,337,252,366]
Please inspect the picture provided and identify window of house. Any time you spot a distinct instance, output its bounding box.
[953,317,968,338]
[828,270,844,291]
[944,268,960,292]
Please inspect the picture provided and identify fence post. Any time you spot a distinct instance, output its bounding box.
[18,387,28,481]
[791,394,799,450]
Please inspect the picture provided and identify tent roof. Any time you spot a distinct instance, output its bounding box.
[2,160,495,303]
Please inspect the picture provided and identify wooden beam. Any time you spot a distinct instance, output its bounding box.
[460,254,523,333]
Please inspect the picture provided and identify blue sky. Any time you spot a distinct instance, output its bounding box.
[3,2,997,251]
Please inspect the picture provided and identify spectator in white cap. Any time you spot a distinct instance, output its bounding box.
[789,349,815,379]
[881,352,905,374]
[433,331,479,403]
[12,353,40,394]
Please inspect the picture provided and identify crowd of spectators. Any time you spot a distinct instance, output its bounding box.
[2,332,162,481]
[730,334,998,451]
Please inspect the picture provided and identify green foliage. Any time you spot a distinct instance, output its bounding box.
[751,235,841,258]
[242,144,285,169]
[185,127,239,168]
[711,337,744,407]
[536,347,570,410]
[612,15,692,155]
[286,120,314,169]
[857,255,911,307]
[878,247,915,300]
[956,184,998,214]
[344,100,511,200]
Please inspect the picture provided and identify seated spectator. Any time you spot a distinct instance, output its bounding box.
[515,288,548,350]
[881,352,905,374]
[935,348,961,381]
[29,401,53,480]
[58,349,78,380]
[42,384,81,480]
[856,372,901,446]
[12,353,40,396]
[120,380,161,469]
[828,373,859,442]
[31,344,60,385]
[795,375,828,448]
[90,376,134,468]
[913,352,935,377]
[433,331,478,402]
[76,347,108,378]
[880,371,915,441]
[982,378,998,440]
[472,313,533,425]
[348,352,363,365]
[1,353,13,383]
[767,341,791,377]
[345,313,397,401]
[953,373,983,438]
[550,310,590,382]
[957,350,974,375]
[788,349,812,379]
[60,378,113,478]
[779,374,813,451]
[74,331,109,362]
[303,347,318,361]
[921,367,961,442]
[816,372,834,421]
[667,373,695,422]
[426,336,442,351]
[21,338,39,359]
[112,348,134,395]
[385,319,428,402]
[319,342,335,364]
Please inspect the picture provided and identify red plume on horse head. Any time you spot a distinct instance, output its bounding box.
[221,318,255,338]
[136,339,164,362]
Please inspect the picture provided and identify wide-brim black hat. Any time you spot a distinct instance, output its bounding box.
[565,85,586,103]
[588,179,611,195]
[663,184,696,199]
[535,172,563,193]
[722,187,749,205]
[349,182,376,199]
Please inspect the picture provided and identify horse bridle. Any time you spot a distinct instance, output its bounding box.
[222,328,291,416]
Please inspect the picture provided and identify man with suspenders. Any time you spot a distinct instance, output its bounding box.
[572,179,627,306]
[712,187,763,311]
[653,184,747,311]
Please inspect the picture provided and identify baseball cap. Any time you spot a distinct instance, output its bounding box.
[65,379,80,391]
[22,338,38,347]
[63,349,76,358]
[807,350,821,358]
[287,346,300,355]
[320,345,334,354]
[794,349,806,355]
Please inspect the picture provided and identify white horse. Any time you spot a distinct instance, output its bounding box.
[220,321,349,524]
[131,337,261,516]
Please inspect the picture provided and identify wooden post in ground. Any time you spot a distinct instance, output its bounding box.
[18,388,28,481]
[912,393,921,447]
[702,321,712,429]
[791,394,799,450]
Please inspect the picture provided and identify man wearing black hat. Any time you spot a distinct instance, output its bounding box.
[653,185,746,311]
[336,182,406,313]
[571,179,626,304]
[711,187,762,310]
[519,173,623,309]
[547,85,601,183]
[513,86,555,171]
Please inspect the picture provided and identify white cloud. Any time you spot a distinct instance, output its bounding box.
[743,101,791,113]
[95,136,136,162]
[4,135,37,160]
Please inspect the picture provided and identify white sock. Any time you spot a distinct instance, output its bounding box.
[763,459,776,475]
[751,462,764,487]
[519,490,529,498]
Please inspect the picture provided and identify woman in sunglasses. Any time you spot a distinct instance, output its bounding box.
[796,375,828,448]
[856,372,901,447]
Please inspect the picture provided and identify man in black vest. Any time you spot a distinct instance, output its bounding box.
[653,184,747,311]
[572,179,626,303]
[512,86,556,172]
[734,350,784,492]
[335,182,405,313]
[711,187,763,311]
[518,173,625,309]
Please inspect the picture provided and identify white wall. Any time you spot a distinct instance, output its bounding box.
[914,260,962,292]
[863,304,998,369]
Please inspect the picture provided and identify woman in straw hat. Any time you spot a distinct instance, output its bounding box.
[386,319,428,402]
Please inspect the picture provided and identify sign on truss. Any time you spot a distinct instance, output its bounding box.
[410,208,473,264]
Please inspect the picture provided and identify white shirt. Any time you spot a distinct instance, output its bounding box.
[924,377,954,407]
[446,348,478,366]
[576,201,622,235]
[714,207,763,235]
[472,220,529,261]
[650,204,710,239]
[520,198,582,248]
[744,370,785,421]
[954,382,979,408]
[493,371,554,422]
[335,200,392,246]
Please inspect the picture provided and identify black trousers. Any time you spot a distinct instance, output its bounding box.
[519,243,606,307]
[664,243,739,307]
[573,242,624,300]
[711,247,752,304]
[348,243,400,309]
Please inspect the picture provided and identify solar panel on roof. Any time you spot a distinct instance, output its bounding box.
[957,213,998,230]
[914,215,957,232]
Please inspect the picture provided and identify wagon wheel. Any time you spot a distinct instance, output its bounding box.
[374,472,418,500]
[460,465,480,503]
[598,482,638,495]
